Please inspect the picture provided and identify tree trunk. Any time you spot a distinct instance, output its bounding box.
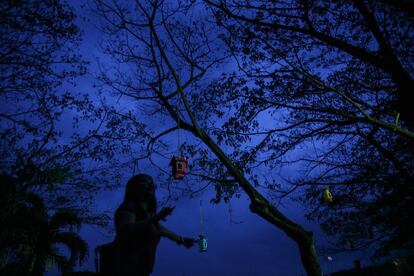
[354,0,414,129]
[297,232,322,276]
[154,27,324,274]
[395,77,414,129]
[197,130,323,275]
[249,201,322,276]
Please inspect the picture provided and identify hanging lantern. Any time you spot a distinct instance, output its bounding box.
[322,187,333,203]
[170,155,188,179]
[198,234,208,252]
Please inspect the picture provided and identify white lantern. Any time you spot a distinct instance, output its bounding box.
[198,235,208,252]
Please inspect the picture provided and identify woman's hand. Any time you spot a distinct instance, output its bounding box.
[178,237,195,248]
[155,206,175,221]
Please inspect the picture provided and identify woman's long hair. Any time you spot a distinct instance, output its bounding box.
[124,174,157,213]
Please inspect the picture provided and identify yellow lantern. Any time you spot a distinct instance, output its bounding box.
[323,187,333,203]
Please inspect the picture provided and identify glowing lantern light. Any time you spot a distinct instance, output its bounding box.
[198,235,208,252]
[323,187,333,203]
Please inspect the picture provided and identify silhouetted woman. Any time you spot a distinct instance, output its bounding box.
[115,174,194,275]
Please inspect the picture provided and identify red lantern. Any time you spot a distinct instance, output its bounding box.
[170,156,188,179]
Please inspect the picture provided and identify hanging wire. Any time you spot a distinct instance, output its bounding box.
[199,199,204,235]
[229,200,233,226]
[229,200,243,225]
[177,116,181,155]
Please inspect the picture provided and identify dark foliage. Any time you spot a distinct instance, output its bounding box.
[0,0,122,221]
[0,0,127,272]
[93,1,324,274]
[202,0,414,258]
[0,174,88,275]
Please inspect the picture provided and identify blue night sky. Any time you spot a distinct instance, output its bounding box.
[48,1,365,275]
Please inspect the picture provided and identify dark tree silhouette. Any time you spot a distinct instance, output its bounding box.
[0,174,88,275]
[93,0,325,275]
[200,0,414,261]
[0,1,136,273]
[0,0,125,222]
[206,0,414,129]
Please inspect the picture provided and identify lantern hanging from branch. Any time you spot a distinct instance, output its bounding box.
[323,187,333,203]
[170,155,188,179]
[198,234,208,252]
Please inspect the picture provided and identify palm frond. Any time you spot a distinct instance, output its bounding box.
[48,253,70,273]
[53,232,88,265]
[49,209,82,231]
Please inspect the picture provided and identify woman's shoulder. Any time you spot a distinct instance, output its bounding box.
[115,201,137,226]
[117,201,137,213]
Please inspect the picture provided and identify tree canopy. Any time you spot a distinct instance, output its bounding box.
[94,1,413,272]
[0,0,122,219]
[1,0,120,273]
[203,0,414,258]
[1,0,412,274]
